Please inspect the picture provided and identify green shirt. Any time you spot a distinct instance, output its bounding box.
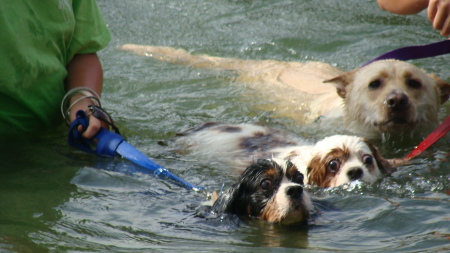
[0,0,111,136]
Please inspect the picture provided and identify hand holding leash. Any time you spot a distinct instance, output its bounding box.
[68,110,204,191]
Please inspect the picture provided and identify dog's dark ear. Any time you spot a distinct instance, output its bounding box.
[212,160,268,215]
[211,186,241,214]
[323,70,356,99]
[363,139,409,175]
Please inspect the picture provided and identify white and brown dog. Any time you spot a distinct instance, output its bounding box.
[211,158,313,224]
[120,44,450,139]
[176,122,404,188]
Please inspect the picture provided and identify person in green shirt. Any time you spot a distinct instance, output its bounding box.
[0,0,111,139]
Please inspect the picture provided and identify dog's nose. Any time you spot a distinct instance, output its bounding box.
[347,167,363,180]
[286,185,303,199]
[386,92,409,108]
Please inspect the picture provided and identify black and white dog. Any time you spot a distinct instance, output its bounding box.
[176,122,403,188]
[211,158,313,224]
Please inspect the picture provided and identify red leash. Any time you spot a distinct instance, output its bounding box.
[405,115,450,159]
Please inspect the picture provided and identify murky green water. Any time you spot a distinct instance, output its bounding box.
[1,0,450,252]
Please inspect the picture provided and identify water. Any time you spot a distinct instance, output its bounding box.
[1,0,450,251]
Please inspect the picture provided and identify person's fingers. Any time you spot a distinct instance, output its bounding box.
[428,0,450,36]
[432,6,447,31]
[428,0,439,22]
[82,116,102,139]
[441,16,450,36]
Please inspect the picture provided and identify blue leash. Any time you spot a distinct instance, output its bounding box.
[68,110,204,191]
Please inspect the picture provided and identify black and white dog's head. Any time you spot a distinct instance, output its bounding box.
[211,158,313,224]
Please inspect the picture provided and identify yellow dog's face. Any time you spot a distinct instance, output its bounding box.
[327,60,450,136]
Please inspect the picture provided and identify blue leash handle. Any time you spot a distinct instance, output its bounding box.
[68,110,123,157]
[68,110,204,191]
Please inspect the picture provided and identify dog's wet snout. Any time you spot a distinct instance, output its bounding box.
[347,167,363,180]
[386,92,409,109]
[286,185,303,199]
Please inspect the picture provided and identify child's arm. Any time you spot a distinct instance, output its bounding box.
[377,0,450,36]
[65,53,106,139]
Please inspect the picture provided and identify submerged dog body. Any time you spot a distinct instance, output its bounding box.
[120,44,450,139]
[211,158,313,224]
[176,122,399,188]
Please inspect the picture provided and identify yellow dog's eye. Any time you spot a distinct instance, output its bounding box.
[368,80,382,89]
[407,79,422,89]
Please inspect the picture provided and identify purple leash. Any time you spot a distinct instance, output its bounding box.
[362,39,450,67]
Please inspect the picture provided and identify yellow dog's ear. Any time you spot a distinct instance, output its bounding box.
[323,70,356,99]
[430,74,450,104]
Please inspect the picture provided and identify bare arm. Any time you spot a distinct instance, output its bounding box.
[377,0,450,36]
[377,0,429,14]
[65,53,105,139]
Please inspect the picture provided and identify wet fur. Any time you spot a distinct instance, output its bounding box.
[211,158,313,224]
[176,122,406,188]
[120,44,450,139]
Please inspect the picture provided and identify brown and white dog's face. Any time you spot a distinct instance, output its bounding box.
[326,60,450,136]
[297,135,394,188]
[211,158,313,224]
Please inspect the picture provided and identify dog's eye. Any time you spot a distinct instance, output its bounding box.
[260,179,272,190]
[362,154,373,165]
[407,79,422,89]
[368,80,382,90]
[327,159,341,173]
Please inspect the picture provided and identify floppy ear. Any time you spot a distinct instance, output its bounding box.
[211,186,241,214]
[211,160,272,215]
[306,156,330,187]
[363,139,410,175]
[323,70,356,99]
[211,161,260,214]
[434,76,450,104]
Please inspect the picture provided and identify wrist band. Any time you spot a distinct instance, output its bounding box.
[61,87,102,125]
